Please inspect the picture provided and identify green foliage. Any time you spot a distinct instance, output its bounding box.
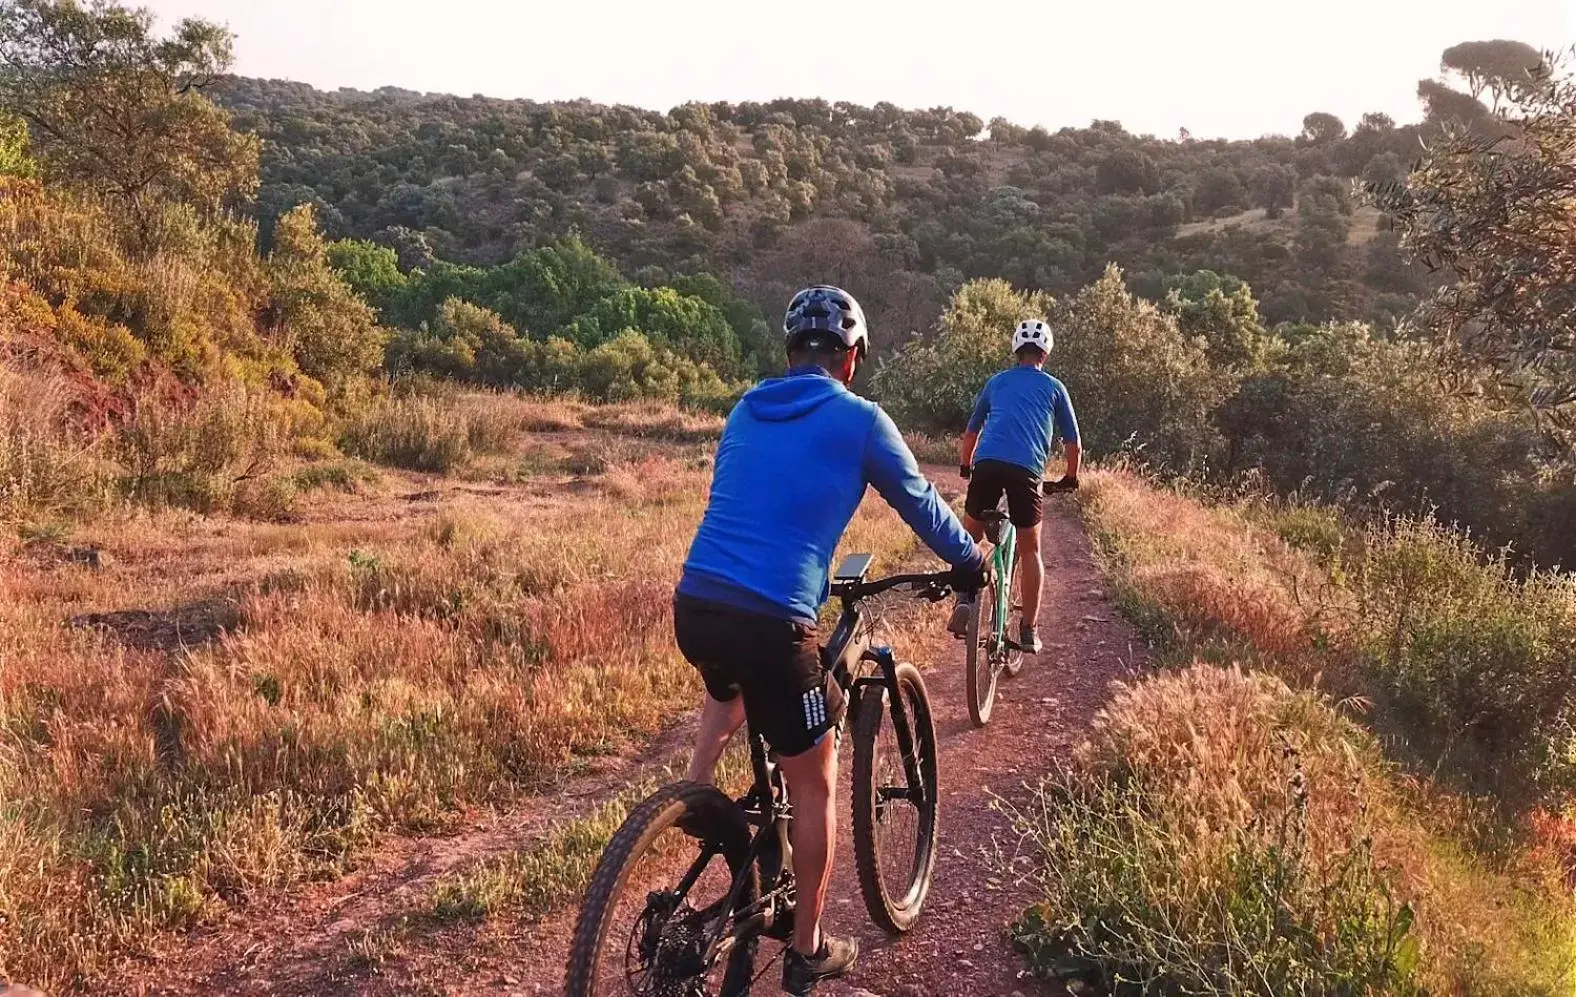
[0,0,259,235]
[268,204,386,395]
[212,68,1451,329]
[1374,53,1576,455]
[566,285,738,373]
[0,111,35,178]
[577,331,729,406]
[326,238,407,315]
[1347,515,1576,803]
[1051,265,1225,468]
[1441,40,1548,102]
[1300,111,1349,144]
[1163,270,1268,369]
[1218,325,1544,534]
[1010,666,1423,996]
[386,299,528,386]
[874,278,1053,429]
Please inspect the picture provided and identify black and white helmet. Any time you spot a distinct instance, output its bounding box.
[1012,318,1052,356]
[783,285,869,357]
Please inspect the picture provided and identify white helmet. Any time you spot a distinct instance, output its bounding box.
[1012,318,1052,356]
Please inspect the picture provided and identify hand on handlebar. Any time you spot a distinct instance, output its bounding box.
[1043,475,1079,494]
[945,545,993,595]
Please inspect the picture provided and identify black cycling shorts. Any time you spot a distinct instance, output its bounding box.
[673,594,845,758]
[965,458,1043,528]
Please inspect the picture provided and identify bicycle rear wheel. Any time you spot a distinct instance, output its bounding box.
[1001,551,1025,678]
[965,580,1000,726]
[565,781,758,997]
[851,663,939,933]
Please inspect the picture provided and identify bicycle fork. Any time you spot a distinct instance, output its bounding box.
[857,646,928,808]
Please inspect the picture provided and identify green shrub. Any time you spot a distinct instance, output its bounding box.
[576,330,727,405]
[875,278,1053,429]
[268,204,387,396]
[113,382,290,512]
[1349,515,1576,802]
[338,395,472,473]
[1010,665,1423,996]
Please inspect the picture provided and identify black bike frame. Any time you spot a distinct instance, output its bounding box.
[681,575,941,966]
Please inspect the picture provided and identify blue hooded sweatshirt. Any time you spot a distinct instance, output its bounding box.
[679,367,982,623]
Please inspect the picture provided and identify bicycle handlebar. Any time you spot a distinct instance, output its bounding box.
[833,570,958,602]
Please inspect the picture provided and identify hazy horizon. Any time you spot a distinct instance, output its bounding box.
[146,0,1572,139]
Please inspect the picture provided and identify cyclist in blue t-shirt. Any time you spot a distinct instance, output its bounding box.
[948,319,1081,654]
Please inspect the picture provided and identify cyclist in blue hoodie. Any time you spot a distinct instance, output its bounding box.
[674,285,988,995]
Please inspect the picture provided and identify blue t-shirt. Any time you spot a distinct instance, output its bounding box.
[967,366,1080,477]
[679,367,982,623]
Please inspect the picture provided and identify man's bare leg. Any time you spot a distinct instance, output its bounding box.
[687,693,744,784]
[776,731,838,955]
[1018,522,1044,629]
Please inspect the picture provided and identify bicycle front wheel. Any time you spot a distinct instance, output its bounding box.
[565,781,758,997]
[851,662,939,933]
[965,579,1000,726]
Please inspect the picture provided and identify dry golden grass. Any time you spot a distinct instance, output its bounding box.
[1059,468,1576,993]
[0,368,110,524]
[0,394,913,992]
[1080,469,1335,683]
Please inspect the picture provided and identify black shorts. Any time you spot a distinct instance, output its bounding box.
[673,594,845,758]
[965,459,1043,528]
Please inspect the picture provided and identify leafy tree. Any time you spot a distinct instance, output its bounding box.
[484,235,627,334]
[666,272,773,373]
[1442,40,1547,103]
[1361,152,1406,187]
[1163,271,1267,369]
[1356,112,1396,133]
[327,239,407,315]
[576,330,726,404]
[268,204,385,394]
[1220,323,1543,542]
[1300,112,1348,145]
[0,0,258,235]
[874,279,1052,429]
[565,285,739,374]
[1374,55,1576,453]
[386,298,530,385]
[1251,165,1297,219]
[1050,265,1225,468]
[1096,148,1159,195]
[375,226,438,272]
[1194,167,1246,216]
[1417,79,1492,128]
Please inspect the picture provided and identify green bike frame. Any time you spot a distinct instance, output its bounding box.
[984,514,1016,647]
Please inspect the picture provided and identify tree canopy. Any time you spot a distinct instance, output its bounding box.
[0,0,258,234]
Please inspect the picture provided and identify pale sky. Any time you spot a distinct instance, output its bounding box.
[143,0,1573,139]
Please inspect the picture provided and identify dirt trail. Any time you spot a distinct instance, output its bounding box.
[117,475,1143,997]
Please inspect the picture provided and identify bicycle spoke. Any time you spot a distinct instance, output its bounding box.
[594,830,741,996]
[872,691,923,901]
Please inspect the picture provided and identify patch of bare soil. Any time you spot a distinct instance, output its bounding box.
[69,598,240,652]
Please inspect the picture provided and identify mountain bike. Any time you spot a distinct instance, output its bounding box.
[564,556,957,996]
[961,475,1079,727]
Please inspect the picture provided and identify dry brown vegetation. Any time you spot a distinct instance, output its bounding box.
[1012,468,1576,994]
[0,393,904,992]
